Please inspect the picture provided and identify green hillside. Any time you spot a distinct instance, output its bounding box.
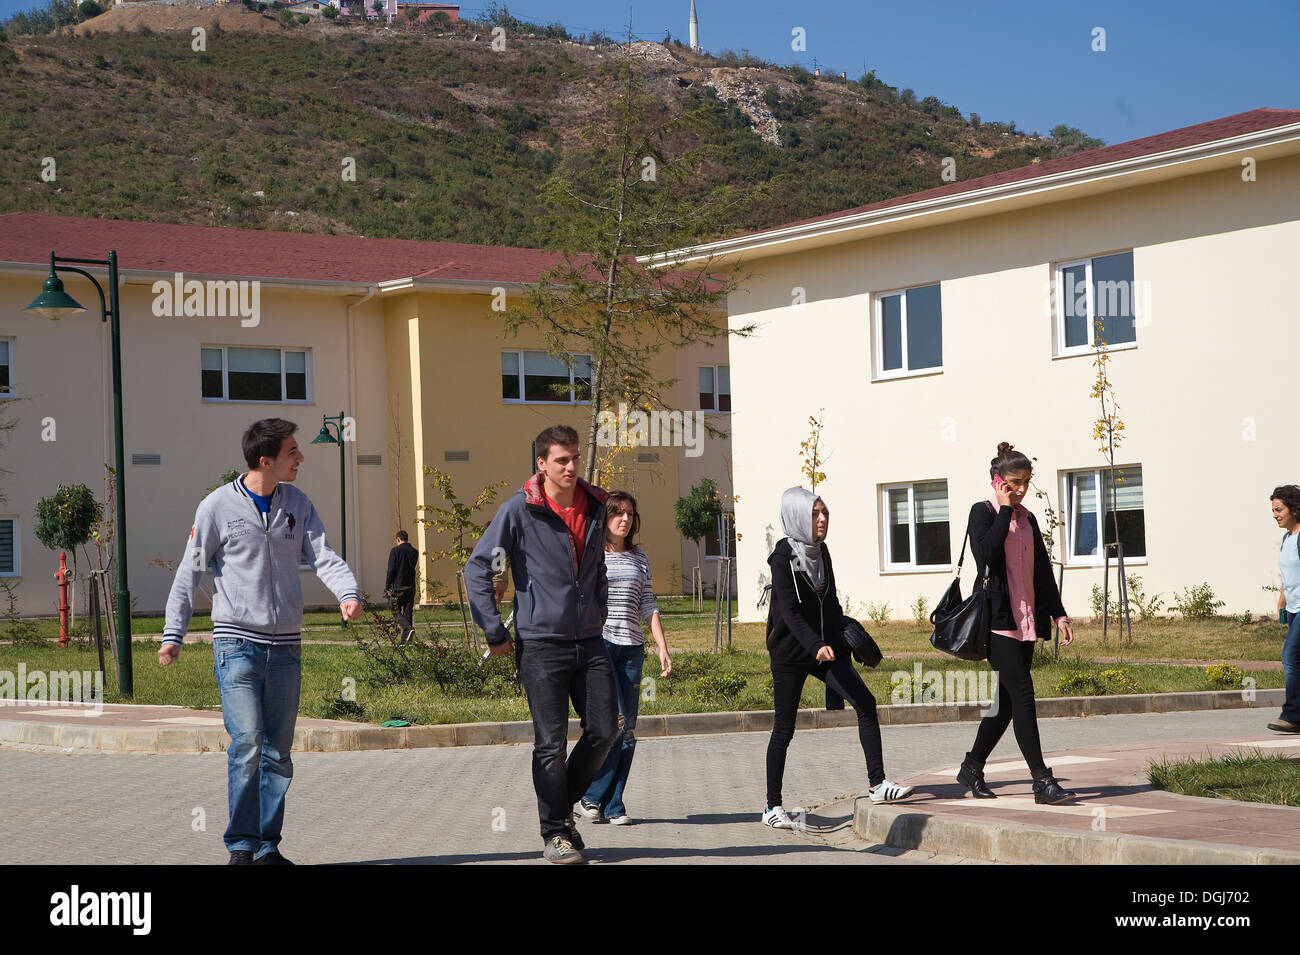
[0,5,1101,248]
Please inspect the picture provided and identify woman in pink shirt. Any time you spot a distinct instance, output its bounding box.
[956,442,1077,805]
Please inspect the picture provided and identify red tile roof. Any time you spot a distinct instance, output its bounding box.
[741,108,1300,239]
[0,213,570,286]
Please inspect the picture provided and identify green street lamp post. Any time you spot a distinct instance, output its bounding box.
[26,251,134,696]
[311,413,349,628]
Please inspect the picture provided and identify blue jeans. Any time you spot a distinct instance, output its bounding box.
[582,642,645,818]
[516,636,620,843]
[1282,611,1300,723]
[213,637,302,858]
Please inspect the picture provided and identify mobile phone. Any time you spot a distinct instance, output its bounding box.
[992,475,1004,488]
[1283,609,1290,625]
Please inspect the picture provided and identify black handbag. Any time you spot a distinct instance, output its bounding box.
[928,531,991,661]
[841,617,882,668]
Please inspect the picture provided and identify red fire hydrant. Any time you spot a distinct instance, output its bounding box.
[56,551,70,647]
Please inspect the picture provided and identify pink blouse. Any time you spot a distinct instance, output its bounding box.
[988,497,1067,642]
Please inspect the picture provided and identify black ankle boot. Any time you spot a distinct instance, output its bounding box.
[1031,767,1077,805]
[956,753,996,799]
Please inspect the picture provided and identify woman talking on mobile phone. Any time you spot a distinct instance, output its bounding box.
[956,442,1077,804]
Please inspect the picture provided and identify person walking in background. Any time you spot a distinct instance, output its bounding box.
[159,418,362,864]
[385,529,419,643]
[577,491,672,826]
[762,487,913,830]
[465,425,619,864]
[1267,485,1300,732]
[957,441,1076,805]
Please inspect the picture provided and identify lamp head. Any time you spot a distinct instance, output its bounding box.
[25,271,86,321]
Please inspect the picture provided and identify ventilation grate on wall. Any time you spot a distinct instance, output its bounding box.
[636,452,660,463]
[131,453,162,467]
[444,450,470,462]
[357,454,382,466]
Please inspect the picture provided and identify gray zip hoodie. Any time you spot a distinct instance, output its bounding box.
[163,476,360,646]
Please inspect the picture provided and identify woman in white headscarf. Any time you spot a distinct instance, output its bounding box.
[761,487,913,829]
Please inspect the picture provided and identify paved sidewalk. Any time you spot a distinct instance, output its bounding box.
[857,732,1300,863]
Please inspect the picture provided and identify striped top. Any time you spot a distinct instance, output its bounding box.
[603,548,659,646]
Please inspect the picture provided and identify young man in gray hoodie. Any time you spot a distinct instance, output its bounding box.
[159,418,362,865]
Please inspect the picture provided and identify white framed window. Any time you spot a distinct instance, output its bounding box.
[1055,251,1138,356]
[699,365,731,412]
[202,346,310,403]
[0,517,18,576]
[1063,465,1146,565]
[0,338,13,396]
[874,284,943,379]
[882,480,952,570]
[501,350,592,404]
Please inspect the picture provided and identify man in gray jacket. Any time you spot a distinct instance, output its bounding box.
[466,424,619,864]
[159,418,362,865]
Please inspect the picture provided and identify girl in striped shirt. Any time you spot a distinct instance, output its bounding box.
[578,491,672,825]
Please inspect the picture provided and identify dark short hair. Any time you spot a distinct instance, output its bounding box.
[535,424,580,465]
[989,441,1033,480]
[242,418,298,470]
[1272,485,1300,524]
[395,530,409,542]
[605,490,641,549]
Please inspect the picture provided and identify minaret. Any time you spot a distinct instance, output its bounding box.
[689,0,699,52]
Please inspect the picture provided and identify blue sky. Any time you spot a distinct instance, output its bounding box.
[4,0,1296,144]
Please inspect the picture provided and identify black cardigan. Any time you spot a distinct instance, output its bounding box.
[967,501,1067,641]
[765,537,846,666]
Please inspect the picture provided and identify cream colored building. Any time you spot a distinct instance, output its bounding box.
[0,214,733,617]
[648,108,1300,623]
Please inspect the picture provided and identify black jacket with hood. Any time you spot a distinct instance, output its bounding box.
[967,500,1067,640]
[765,537,847,666]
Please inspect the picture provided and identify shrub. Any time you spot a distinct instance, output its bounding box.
[78,0,102,18]
[277,8,293,24]
[865,601,891,627]
[1054,672,1107,696]
[1091,576,1164,623]
[1099,667,1139,693]
[911,595,930,626]
[297,13,311,23]
[321,695,365,719]
[1205,664,1245,689]
[322,4,338,17]
[1171,582,1226,619]
[667,651,721,682]
[691,672,747,705]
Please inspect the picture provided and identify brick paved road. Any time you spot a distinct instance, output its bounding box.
[0,708,1273,864]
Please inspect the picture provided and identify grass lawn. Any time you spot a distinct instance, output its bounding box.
[1148,750,1300,807]
[0,611,1283,726]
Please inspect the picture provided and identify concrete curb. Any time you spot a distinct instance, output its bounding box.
[852,796,1300,865]
[0,688,1282,754]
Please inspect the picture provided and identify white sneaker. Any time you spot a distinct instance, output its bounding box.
[869,780,915,803]
[762,805,797,829]
[607,814,631,826]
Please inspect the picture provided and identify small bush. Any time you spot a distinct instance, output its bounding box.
[1172,582,1226,619]
[1099,667,1139,693]
[691,672,747,705]
[1205,664,1245,689]
[667,651,722,682]
[322,4,338,17]
[865,601,891,627]
[1054,672,1107,696]
[911,595,929,626]
[321,695,365,719]
[296,13,311,23]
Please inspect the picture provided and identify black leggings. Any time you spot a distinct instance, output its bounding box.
[767,655,884,807]
[969,634,1047,776]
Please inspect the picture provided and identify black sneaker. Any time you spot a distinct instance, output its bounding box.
[564,811,585,850]
[227,850,254,865]
[253,850,295,865]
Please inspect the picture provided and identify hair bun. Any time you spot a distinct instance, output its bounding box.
[997,441,1013,456]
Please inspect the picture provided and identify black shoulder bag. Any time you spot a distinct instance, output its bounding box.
[928,531,991,661]
[841,617,883,668]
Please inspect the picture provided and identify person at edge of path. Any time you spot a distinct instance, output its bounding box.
[465,424,620,865]
[762,486,914,831]
[159,418,363,865]
[1267,484,1300,732]
[576,490,673,826]
[385,529,419,643]
[957,441,1076,805]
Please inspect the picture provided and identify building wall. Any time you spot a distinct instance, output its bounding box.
[728,153,1300,623]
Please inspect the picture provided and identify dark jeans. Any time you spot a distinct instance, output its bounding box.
[969,634,1047,777]
[1281,610,1300,723]
[390,588,414,641]
[516,636,620,843]
[767,655,884,808]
